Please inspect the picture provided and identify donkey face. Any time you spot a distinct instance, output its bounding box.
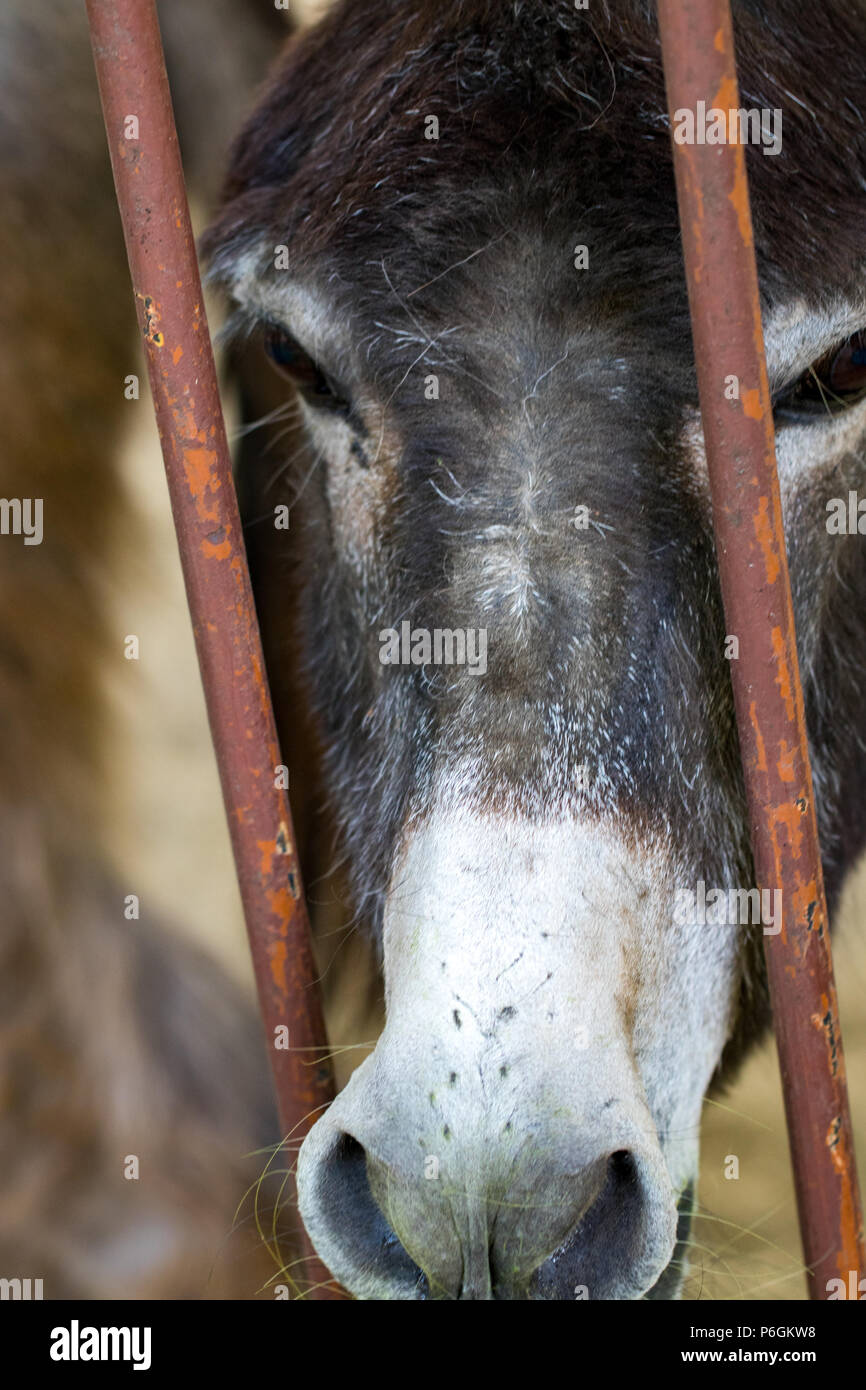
[208,0,866,1298]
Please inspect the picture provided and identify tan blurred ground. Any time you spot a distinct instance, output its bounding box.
[697,897,866,1302]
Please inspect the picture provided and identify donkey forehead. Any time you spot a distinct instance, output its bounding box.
[232,243,712,593]
[226,236,708,584]
[225,219,863,427]
[210,0,866,323]
[233,281,727,827]
[212,0,866,408]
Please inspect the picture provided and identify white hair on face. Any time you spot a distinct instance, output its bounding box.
[762,293,866,395]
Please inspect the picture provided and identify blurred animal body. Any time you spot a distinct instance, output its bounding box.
[0,0,293,1299]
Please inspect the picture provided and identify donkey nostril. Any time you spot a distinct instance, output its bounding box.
[298,1129,427,1298]
[530,1147,675,1301]
[608,1148,638,1183]
[335,1130,364,1168]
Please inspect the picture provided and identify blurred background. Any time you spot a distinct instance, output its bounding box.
[1,0,862,1300]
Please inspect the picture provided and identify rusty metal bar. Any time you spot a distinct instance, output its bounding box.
[85,0,340,1298]
[657,0,864,1298]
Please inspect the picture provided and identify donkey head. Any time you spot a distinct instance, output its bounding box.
[207,0,866,1298]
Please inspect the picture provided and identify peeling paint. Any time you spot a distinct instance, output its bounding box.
[753,495,781,585]
[741,386,762,420]
[776,740,795,784]
[748,701,767,773]
[770,625,795,723]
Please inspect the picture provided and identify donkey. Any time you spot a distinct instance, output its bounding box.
[206,0,866,1299]
[0,0,295,1299]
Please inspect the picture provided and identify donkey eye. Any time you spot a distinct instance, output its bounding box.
[263,326,348,409]
[774,330,866,420]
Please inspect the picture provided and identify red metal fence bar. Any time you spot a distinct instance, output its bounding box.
[657,0,864,1297]
[85,0,339,1298]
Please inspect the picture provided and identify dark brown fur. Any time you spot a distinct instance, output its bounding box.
[205,0,866,1297]
[208,0,866,1087]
